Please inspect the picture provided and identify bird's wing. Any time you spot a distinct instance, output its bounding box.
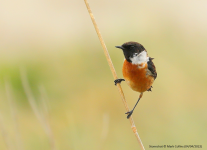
[147,57,157,80]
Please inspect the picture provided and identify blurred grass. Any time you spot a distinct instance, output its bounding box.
[0,0,207,150]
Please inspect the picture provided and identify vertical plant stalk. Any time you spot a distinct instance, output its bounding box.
[83,0,145,150]
[0,112,12,150]
[20,68,56,150]
[5,81,24,150]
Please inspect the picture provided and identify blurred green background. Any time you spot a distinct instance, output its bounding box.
[0,0,207,149]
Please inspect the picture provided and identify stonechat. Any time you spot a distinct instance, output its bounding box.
[114,41,157,119]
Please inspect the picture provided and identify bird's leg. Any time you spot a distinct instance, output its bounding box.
[114,78,125,85]
[125,93,143,119]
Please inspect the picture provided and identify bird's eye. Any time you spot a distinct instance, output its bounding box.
[130,46,135,49]
[133,53,138,57]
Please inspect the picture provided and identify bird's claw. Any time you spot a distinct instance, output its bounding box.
[125,110,133,119]
[114,79,125,85]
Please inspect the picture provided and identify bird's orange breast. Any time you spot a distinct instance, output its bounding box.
[122,59,154,93]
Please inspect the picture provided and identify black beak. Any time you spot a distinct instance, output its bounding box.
[115,46,124,50]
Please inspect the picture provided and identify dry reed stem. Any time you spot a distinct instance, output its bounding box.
[20,68,56,150]
[0,112,12,150]
[84,0,145,149]
[38,85,50,119]
[5,80,24,150]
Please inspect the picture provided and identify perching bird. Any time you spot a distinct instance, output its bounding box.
[114,41,157,119]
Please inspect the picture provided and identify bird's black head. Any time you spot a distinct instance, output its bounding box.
[115,41,146,62]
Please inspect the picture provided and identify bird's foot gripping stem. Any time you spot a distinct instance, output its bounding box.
[114,78,125,85]
[125,110,133,119]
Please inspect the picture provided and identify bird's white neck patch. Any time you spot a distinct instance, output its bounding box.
[130,50,149,65]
